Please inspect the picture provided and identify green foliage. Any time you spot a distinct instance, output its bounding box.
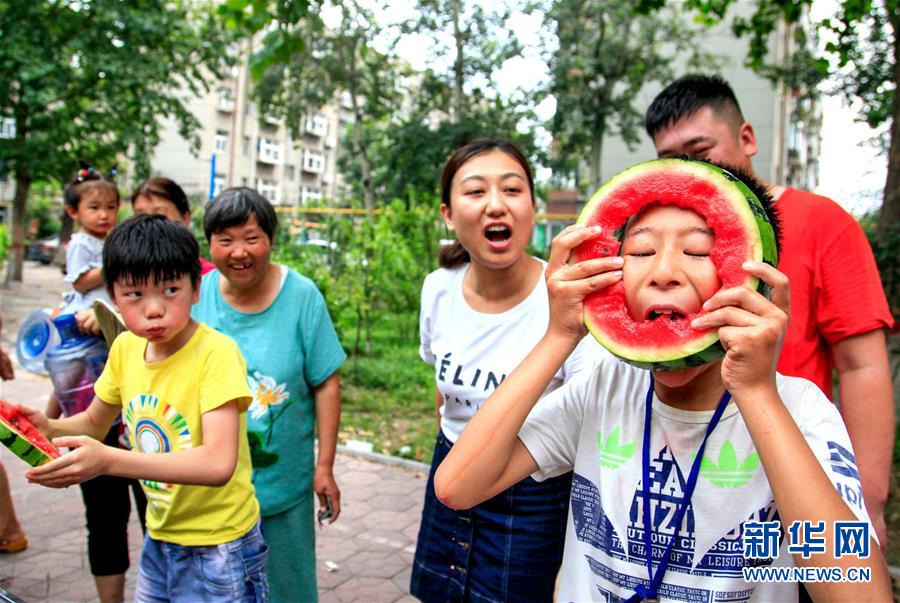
[546,0,719,193]
[25,193,61,239]
[336,0,541,208]
[273,206,442,461]
[232,0,400,214]
[0,1,234,180]
[275,201,442,353]
[637,0,896,131]
[860,210,900,312]
[403,0,526,123]
[338,315,436,462]
[0,1,237,279]
[0,224,8,263]
[189,202,211,260]
[338,103,543,208]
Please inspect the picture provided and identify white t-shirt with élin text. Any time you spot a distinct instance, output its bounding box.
[518,356,874,602]
[419,262,609,443]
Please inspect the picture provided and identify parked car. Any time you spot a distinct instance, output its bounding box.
[300,238,338,251]
[28,236,59,265]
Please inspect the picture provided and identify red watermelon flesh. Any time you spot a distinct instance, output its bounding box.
[0,398,60,466]
[574,159,778,371]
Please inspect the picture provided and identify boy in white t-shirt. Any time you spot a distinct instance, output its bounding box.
[434,190,891,600]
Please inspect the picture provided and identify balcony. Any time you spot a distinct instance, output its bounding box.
[216,89,235,113]
[257,138,283,165]
[255,179,280,204]
[303,114,329,138]
[302,150,325,174]
[301,186,323,204]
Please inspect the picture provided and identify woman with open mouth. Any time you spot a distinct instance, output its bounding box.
[410,139,607,602]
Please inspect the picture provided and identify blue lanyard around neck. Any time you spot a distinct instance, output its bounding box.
[626,374,732,603]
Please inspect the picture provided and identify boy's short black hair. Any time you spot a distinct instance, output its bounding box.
[645,74,745,139]
[103,214,201,296]
[709,159,782,256]
[203,187,278,242]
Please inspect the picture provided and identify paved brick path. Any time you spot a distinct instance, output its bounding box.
[0,262,425,602]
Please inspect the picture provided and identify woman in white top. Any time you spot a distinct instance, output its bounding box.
[410,139,604,602]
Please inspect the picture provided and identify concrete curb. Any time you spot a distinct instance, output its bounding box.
[336,444,430,474]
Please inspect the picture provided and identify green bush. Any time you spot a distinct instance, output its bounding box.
[26,194,61,239]
[273,204,443,461]
[859,212,900,312]
[0,224,9,262]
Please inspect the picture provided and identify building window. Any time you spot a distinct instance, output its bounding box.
[303,114,329,138]
[285,165,295,180]
[0,118,15,139]
[214,131,228,153]
[217,88,234,112]
[213,174,226,197]
[257,137,283,164]
[256,178,280,203]
[302,150,325,174]
[243,136,250,156]
[301,186,323,204]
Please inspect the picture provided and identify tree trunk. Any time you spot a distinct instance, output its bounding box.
[352,103,375,219]
[5,168,31,283]
[345,32,375,220]
[876,23,900,309]
[54,210,74,267]
[451,0,464,124]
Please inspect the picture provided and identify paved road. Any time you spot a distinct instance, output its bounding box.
[0,262,426,602]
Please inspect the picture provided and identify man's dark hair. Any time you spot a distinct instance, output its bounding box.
[203,187,278,242]
[103,214,201,296]
[645,75,746,139]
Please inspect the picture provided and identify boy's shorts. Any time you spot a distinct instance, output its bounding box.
[134,520,268,602]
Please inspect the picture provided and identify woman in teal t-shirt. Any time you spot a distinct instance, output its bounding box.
[192,187,346,603]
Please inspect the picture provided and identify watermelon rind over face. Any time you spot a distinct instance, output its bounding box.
[0,399,60,467]
[574,159,779,371]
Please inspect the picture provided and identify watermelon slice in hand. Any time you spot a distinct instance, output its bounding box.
[574,159,779,371]
[0,399,60,466]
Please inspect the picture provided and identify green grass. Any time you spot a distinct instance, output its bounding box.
[336,313,437,464]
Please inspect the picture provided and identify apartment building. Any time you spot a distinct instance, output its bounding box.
[150,45,354,206]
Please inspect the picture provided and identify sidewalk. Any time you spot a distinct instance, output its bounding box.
[0,262,425,602]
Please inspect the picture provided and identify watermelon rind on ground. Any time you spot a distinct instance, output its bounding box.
[576,158,779,371]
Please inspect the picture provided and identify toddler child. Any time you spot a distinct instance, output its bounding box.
[433,168,891,601]
[22,214,268,601]
[60,165,119,314]
[54,166,147,603]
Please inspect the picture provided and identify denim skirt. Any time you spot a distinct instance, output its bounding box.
[410,430,572,602]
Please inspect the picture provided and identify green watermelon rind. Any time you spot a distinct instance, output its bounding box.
[578,159,779,371]
[0,415,55,467]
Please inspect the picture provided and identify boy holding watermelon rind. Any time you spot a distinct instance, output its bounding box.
[18,215,268,601]
[432,193,891,600]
